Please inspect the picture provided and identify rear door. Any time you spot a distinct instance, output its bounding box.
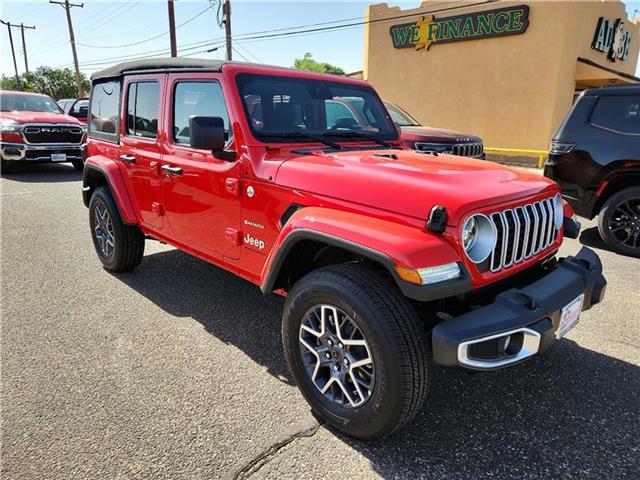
[159,73,242,259]
[119,74,165,230]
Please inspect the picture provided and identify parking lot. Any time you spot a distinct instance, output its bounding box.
[1,163,639,480]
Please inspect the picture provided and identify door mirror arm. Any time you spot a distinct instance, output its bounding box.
[213,150,237,161]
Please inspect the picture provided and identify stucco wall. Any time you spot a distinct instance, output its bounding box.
[364,0,640,151]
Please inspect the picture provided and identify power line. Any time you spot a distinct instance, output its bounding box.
[59,0,494,71]
[50,0,85,97]
[76,5,212,49]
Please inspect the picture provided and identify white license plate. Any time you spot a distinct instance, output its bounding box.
[557,294,584,338]
[51,153,67,162]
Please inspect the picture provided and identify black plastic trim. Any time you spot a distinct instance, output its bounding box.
[563,216,581,239]
[432,247,606,371]
[261,228,472,301]
[82,164,134,225]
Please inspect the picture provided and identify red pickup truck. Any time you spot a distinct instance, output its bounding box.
[82,59,606,439]
[1,90,86,173]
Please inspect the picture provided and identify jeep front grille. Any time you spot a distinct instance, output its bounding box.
[452,143,483,158]
[488,197,559,272]
[23,125,83,144]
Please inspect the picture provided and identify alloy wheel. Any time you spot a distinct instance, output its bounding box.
[609,197,640,250]
[299,305,374,408]
[94,202,115,258]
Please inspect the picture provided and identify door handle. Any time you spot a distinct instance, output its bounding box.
[120,154,136,164]
[161,165,183,176]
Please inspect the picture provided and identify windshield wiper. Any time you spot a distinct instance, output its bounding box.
[323,131,392,148]
[259,132,341,150]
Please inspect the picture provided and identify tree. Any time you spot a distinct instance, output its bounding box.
[293,53,345,76]
[1,66,90,100]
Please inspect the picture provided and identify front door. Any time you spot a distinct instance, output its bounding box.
[160,74,242,259]
[119,75,165,229]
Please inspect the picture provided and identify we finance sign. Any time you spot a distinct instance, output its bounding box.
[389,5,530,51]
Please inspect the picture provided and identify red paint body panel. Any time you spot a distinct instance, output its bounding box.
[85,63,572,294]
[84,155,138,224]
[261,207,460,285]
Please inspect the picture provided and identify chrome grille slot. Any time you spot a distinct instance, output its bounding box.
[488,197,558,273]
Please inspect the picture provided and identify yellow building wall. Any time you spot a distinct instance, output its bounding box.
[364,0,640,151]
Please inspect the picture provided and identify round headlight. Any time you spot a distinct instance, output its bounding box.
[461,214,496,264]
[553,193,563,230]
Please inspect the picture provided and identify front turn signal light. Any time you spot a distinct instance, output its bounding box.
[395,263,461,285]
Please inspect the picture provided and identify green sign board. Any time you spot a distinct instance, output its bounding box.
[389,5,530,51]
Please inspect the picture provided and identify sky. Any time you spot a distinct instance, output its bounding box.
[1,0,640,79]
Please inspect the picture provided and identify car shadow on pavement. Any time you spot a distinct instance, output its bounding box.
[111,249,639,479]
[579,226,614,255]
[338,342,640,479]
[1,163,82,183]
[109,249,293,384]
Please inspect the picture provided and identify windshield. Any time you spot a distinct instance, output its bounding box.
[1,93,64,113]
[236,73,398,143]
[384,102,420,127]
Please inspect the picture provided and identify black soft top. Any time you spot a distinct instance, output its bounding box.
[91,58,236,81]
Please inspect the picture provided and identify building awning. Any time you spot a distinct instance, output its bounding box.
[575,57,640,88]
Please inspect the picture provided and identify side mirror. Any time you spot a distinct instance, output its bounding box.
[189,116,236,161]
[78,106,88,116]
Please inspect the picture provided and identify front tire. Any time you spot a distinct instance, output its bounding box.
[89,186,145,271]
[597,186,640,257]
[282,264,432,439]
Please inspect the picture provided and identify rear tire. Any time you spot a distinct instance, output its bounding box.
[597,186,640,257]
[72,159,84,171]
[282,263,432,440]
[89,186,145,271]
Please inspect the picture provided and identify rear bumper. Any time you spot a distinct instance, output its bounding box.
[432,247,606,371]
[1,141,82,162]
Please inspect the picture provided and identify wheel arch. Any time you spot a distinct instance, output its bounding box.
[593,166,640,216]
[83,157,138,224]
[260,207,469,301]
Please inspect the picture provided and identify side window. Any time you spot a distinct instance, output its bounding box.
[71,99,88,114]
[89,80,121,141]
[173,81,231,146]
[325,101,356,128]
[590,95,640,135]
[126,81,159,139]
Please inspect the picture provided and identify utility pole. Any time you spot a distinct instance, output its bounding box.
[224,0,232,61]
[167,0,177,57]
[1,20,21,86]
[50,0,84,97]
[18,23,36,73]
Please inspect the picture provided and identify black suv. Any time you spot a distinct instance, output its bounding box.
[545,85,640,257]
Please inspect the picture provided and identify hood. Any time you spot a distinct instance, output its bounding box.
[400,125,481,144]
[275,149,557,224]
[0,111,83,125]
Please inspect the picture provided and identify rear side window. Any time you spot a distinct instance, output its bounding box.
[173,81,231,145]
[590,95,640,135]
[126,82,160,139]
[89,80,121,141]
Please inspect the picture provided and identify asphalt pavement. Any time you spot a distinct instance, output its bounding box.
[1,163,639,479]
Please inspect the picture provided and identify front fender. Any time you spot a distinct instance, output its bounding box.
[260,207,471,301]
[83,156,138,225]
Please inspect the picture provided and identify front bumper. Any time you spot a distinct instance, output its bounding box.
[432,247,606,371]
[1,141,82,162]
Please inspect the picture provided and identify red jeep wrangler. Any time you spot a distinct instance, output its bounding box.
[83,59,606,439]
